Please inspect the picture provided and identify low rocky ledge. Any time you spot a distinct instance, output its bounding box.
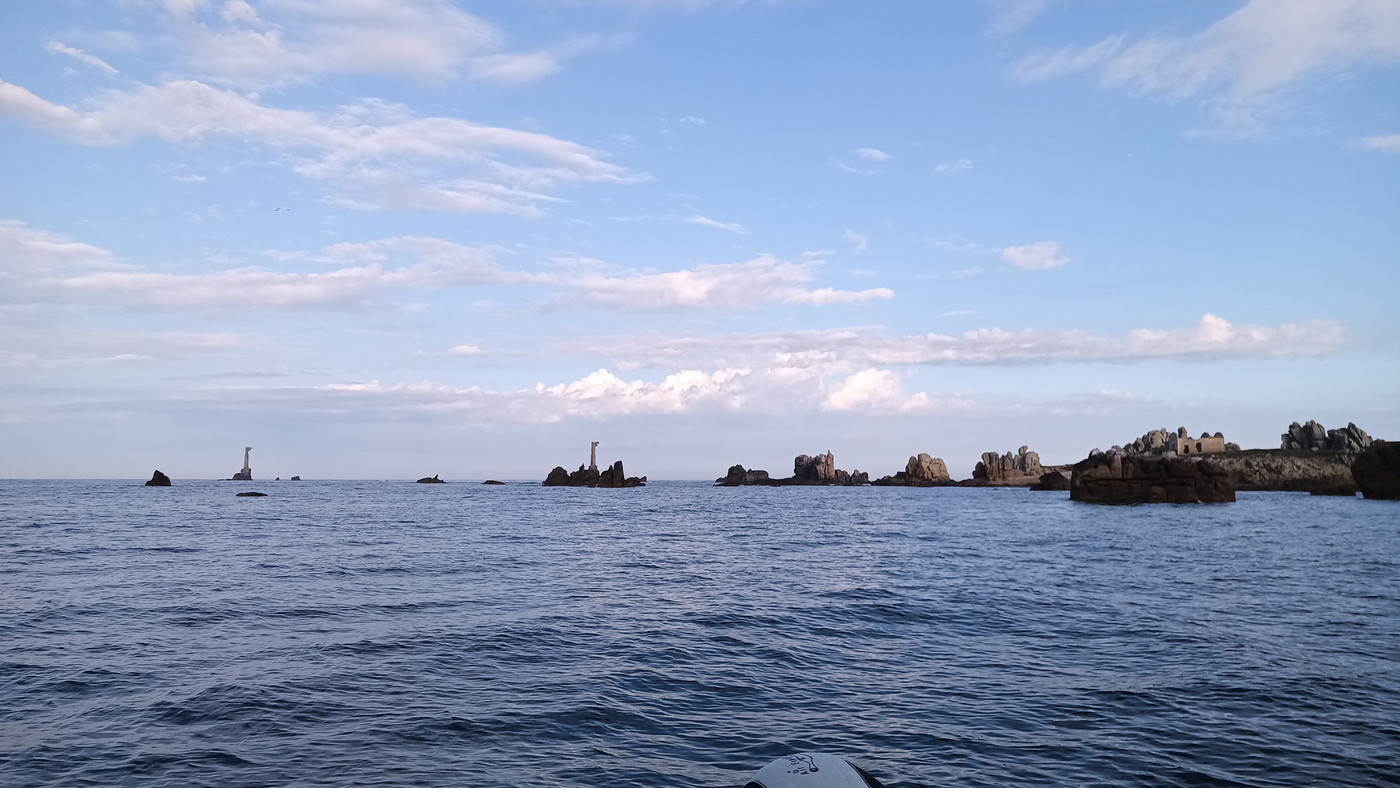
[144,470,171,487]
[544,460,645,488]
[1071,453,1235,504]
[1206,449,1359,495]
[715,452,868,486]
[416,475,445,484]
[236,491,267,497]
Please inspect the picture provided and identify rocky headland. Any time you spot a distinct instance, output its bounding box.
[544,460,646,488]
[716,451,869,486]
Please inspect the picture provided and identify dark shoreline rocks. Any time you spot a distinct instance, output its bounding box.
[144,470,171,487]
[1071,453,1235,504]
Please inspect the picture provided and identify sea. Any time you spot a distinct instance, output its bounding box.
[1,479,1397,787]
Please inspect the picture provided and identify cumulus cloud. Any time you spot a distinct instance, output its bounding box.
[1011,0,1400,133]
[822,368,930,412]
[1000,241,1067,270]
[0,79,638,215]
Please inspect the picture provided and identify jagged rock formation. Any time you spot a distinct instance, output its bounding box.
[1281,421,1373,453]
[1029,471,1070,491]
[144,470,171,487]
[715,452,867,486]
[1352,442,1400,500]
[1071,452,1234,504]
[1113,427,1238,456]
[871,453,953,487]
[972,446,1044,485]
[544,461,646,488]
[416,475,445,484]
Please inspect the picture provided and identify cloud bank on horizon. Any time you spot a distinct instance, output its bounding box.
[0,0,1395,478]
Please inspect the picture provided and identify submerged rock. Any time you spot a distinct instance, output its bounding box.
[1352,441,1400,500]
[144,470,171,487]
[236,491,267,497]
[482,480,505,485]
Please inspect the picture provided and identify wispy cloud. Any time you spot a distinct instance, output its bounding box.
[854,148,891,161]
[843,229,869,254]
[936,158,974,173]
[45,42,119,76]
[0,79,640,215]
[1360,134,1400,153]
[1010,0,1400,134]
[685,214,747,234]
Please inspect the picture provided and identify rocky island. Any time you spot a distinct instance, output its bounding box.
[716,451,868,486]
[144,470,171,487]
[870,453,953,486]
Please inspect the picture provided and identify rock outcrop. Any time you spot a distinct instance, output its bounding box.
[482,480,505,485]
[416,475,445,484]
[236,491,267,497]
[871,453,953,487]
[1029,471,1070,491]
[972,446,1044,485]
[1071,452,1235,504]
[1200,450,1358,495]
[1352,442,1400,500]
[144,470,171,487]
[1281,420,1373,453]
[1112,427,1239,456]
[715,452,868,486]
[544,461,646,488]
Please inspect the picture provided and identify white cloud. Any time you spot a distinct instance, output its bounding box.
[843,229,869,254]
[448,344,485,356]
[989,0,1054,36]
[557,314,1346,372]
[821,368,930,412]
[854,148,890,161]
[45,42,119,76]
[685,214,747,234]
[936,158,974,173]
[1011,0,1400,133]
[1001,241,1068,270]
[1360,134,1400,152]
[0,79,639,214]
[554,254,893,311]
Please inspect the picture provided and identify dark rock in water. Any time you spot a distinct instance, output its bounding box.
[1029,471,1070,491]
[144,470,171,487]
[290,476,301,481]
[543,461,645,488]
[715,464,778,486]
[482,480,505,485]
[793,452,837,483]
[1070,453,1234,504]
[230,471,252,481]
[416,475,445,484]
[1352,441,1400,500]
[236,491,267,497]
[1205,449,1358,494]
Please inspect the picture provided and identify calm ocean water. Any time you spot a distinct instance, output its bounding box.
[1,479,1396,787]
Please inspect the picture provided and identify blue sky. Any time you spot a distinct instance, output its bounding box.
[1,0,1397,480]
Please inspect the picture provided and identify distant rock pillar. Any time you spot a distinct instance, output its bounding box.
[590,441,599,471]
[242,446,252,476]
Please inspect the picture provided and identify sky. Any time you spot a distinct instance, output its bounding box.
[1,0,1397,481]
